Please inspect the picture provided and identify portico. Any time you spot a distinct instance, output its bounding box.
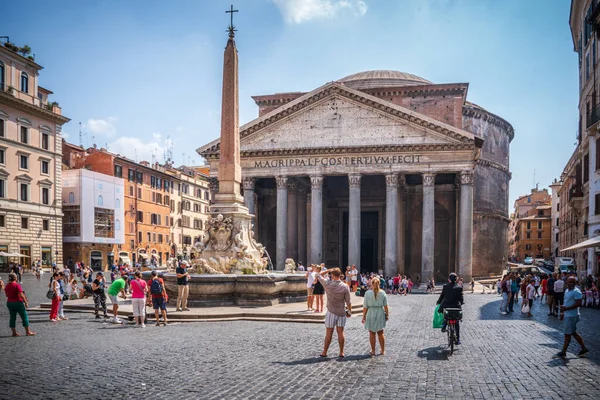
[199,80,482,282]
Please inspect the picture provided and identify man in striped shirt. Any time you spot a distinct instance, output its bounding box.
[317,268,352,358]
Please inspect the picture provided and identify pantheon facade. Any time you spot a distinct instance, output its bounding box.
[198,70,513,281]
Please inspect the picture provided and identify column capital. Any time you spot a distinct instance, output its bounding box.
[242,177,256,190]
[422,173,435,187]
[310,175,324,189]
[385,173,399,187]
[460,170,475,185]
[275,176,288,189]
[348,173,361,188]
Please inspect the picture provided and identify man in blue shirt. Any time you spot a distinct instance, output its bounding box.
[554,277,589,358]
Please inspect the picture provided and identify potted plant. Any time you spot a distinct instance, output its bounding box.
[18,45,31,56]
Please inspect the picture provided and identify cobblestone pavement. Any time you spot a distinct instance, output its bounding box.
[0,274,599,399]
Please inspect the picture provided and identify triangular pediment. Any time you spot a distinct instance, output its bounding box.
[15,173,33,182]
[198,83,478,157]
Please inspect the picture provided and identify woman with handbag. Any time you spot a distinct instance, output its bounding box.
[362,277,389,356]
[48,272,61,322]
[4,273,35,336]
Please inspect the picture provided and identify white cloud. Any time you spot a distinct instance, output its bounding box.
[108,133,172,164]
[86,117,117,137]
[273,0,367,24]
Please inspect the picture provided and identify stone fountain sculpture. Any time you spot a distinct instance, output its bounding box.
[191,21,268,275]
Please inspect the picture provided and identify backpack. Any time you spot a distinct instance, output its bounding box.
[150,279,163,295]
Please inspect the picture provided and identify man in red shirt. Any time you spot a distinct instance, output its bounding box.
[392,275,400,295]
[147,271,168,326]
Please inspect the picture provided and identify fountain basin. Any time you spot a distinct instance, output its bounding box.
[145,272,307,307]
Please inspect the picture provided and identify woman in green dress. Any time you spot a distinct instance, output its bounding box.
[362,277,389,356]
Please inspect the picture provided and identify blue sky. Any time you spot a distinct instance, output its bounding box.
[2,0,577,208]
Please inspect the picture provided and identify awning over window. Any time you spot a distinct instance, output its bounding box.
[138,254,149,260]
[118,256,131,265]
[561,236,600,251]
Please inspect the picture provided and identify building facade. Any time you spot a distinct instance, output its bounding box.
[567,0,600,274]
[510,188,552,262]
[62,169,124,270]
[0,41,69,270]
[553,148,588,271]
[199,70,514,281]
[169,166,211,259]
[62,144,175,267]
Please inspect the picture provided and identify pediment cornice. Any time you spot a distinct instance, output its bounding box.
[204,143,475,160]
[198,83,478,157]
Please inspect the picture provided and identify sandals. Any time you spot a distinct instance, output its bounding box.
[369,351,375,357]
[319,354,327,358]
[11,333,20,337]
[26,332,36,336]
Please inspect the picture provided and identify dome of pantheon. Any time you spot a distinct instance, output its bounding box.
[338,70,432,90]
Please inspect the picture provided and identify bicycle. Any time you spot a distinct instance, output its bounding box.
[443,308,462,355]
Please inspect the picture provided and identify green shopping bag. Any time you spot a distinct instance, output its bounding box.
[432,304,444,329]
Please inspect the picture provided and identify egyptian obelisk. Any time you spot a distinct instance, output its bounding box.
[196,7,267,274]
[212,11,246,213]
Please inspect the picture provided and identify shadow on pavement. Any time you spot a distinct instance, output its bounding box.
[273,357,333,366]
[335,354,371,362]
[417,346,449,360]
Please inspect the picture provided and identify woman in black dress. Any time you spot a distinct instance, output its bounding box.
[313,266,325,313]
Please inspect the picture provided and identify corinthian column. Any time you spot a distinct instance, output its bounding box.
[458,170,474,281]
[310,175,323,264]
[348,173,361,271]
[297,188,307,265]
[397,175,407,275]
[287,181,298,263]
[421,173,435,284]
[275,176,288,270]
[384,174,398,278]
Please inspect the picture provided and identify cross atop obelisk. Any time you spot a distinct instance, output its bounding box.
[213,4,245,211]
[226,4,238,38]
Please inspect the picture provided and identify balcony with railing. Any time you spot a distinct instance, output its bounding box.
[569,185,584,212]
[589,2,600,34]
[0,83,63,115]
[587,103,600,129]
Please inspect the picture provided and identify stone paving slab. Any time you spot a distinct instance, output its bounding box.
[1,274,599,399]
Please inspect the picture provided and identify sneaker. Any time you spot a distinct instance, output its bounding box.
[501,312,507,315]
[578,348,589,358]
[175,308,182,312]
[155,322,161,326]
[553,351,566,358]
[163,321,168,326]
[141,324,146,328]
[441,327,447,333]
[103,314,110,319]
[134,324,140,329]
[455,340,461,345]
[182,308,190,311]
[95,315,101,319]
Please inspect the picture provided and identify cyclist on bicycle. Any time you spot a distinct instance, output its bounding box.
[436,273,464,345]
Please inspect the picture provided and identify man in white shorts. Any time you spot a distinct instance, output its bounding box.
[316,268,352,358]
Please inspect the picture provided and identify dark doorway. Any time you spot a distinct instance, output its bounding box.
[342,211,379,273]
